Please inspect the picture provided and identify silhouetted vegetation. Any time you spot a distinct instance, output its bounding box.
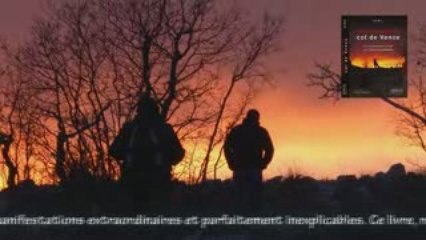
[1,163,425,215]
[1,163,426,239]
[0,0,283,188]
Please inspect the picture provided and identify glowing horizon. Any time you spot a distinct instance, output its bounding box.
[351,57,405,69]
[2,0,426,189]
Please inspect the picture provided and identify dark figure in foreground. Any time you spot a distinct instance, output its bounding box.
[224,109,274,212]
[109,96,185,211]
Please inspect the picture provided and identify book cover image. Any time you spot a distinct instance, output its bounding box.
[341,16,407,97]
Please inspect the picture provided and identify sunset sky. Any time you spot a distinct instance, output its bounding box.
[244,0,426,179]
[350,27,406,68]
[1,0,426,182]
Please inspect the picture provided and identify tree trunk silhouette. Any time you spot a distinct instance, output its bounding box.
[0,134,17,189]
[199,81,236,182]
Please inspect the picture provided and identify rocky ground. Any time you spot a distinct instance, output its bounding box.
[2,163,426,239]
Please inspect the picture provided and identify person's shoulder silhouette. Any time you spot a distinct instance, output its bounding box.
[224,109,274,171]
[109,95,185,169]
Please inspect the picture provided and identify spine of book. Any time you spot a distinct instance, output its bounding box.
[341,16,349,97]
[402,16,408,97]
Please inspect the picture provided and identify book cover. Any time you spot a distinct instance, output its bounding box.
[341,16,407,97]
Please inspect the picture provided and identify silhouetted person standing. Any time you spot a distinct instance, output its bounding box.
[109,95,185,211]
[373,58,380,68]
[224,109,274,212]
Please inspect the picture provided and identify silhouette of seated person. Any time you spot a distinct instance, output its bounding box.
[109,95,185,211]
[224,109,274,212]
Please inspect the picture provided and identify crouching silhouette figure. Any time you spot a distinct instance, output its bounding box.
[109,95,185,211]
[224,109,274,212]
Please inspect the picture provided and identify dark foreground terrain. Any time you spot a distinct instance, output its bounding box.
[1,163,426,239]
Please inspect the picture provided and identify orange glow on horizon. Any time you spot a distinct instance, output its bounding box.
[247,85,426,180]
[1,82,424,190]
[351,56,405,68]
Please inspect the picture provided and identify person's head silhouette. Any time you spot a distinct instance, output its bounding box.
[136,95,160,120]
[244,109,260,126]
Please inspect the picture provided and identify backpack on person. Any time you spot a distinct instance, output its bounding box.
[109,120,185,168]
[109,121,135,162]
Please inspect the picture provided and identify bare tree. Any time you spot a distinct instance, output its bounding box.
[0,46,39,188]
[99,0,283,182]
[0,0,283,187]
[198,15,283,181]
[9,1,114,183]
[308,24,426,160]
